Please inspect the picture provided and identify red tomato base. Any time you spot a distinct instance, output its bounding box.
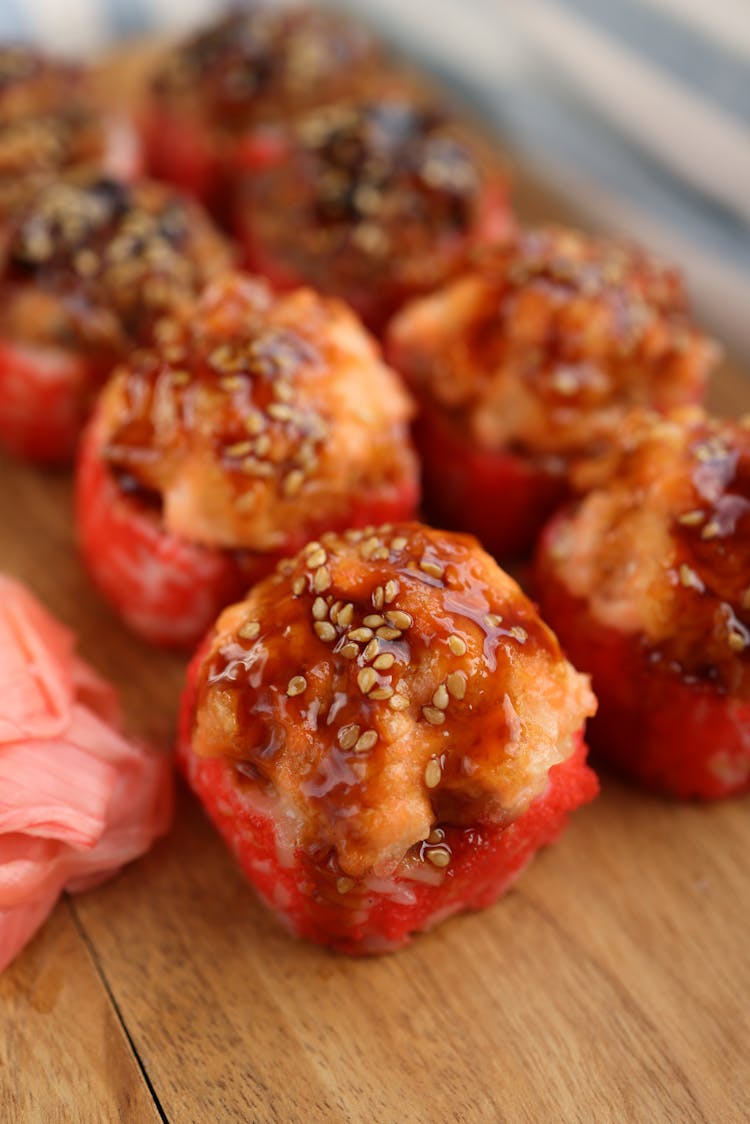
[140,106,227,214]
[178,644,598,954]
[535,517,750,801]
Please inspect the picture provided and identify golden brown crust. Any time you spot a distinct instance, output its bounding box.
[97,274,417,550]
[549,407,750,695]
[388,226,717,460]
[191,523,595,877]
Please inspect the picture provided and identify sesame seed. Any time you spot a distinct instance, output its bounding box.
[424,759,442,788]
[371,547,389,561]
[268,402,294,422]
[354,729,378,752]
[679,564,704,592]
[372,586,385,610]
[170,370,191,386]
[287,676,307,697]
[240,457,273,477]
[360,537,381,560]
[384,580,399,603]
[363,639,379,662]
[357,668,378,694]
[329,601,342,623]
[389,695,410,711]
[338,724,360,750]
[305,541,322,555]
[376,627,402,640]
[701,522,720,541]
[273,381,294,402]
[337,603,354,627]
[245,411,265,436]
[312,596,328,620]
[340,642,359,660]
[728,630,747,653]
[422,706,446,726]
[225,440,254,458]
[345,529,363,543]
[389,538,407,551]
[373,653,395,671]
[426,847,451,868]
[219,375,244,392]
[446,671,466,700]
[306,548,327,569]
[433,685,449,710]
[283,469,305,496]
[238,621,260,641]
[253,435,272,459]
[386,610,413,630]
[677,510,705,527]
[448,634,467,657]
[510,626,528,643]
[428,828,445,844]
[363,614,385,628]
[292,576,306,596]
[369,687,393,700]
[349,627,374,643]
[337,877,355,894]
[420,560,445,580]
[314,621,336,642]
[313,566,331,593]
[484,613,503,629]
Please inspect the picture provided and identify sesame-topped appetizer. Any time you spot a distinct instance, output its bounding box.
[0,173,231,463]
[0,45,141,220]
[178,522,597,954]
[76,273,419,647]
[232,95,511,332]
[143,4,384,209]
[536,408,750,800]
[386,226,718,558]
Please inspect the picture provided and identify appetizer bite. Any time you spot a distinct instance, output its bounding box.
[0,574,172,973]
[179,523,598,954]
[143,4,383,209]
[536,408,750,800]
[387,226,718,558]
[233,95,511,332]
[76,273,419,647]
[0,173,231,463]
[0,44,141,220]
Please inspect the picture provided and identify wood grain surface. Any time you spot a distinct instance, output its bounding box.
[1,39,750,1124]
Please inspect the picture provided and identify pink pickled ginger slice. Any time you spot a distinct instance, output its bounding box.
[0,575,172,973]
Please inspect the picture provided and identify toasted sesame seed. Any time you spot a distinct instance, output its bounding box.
[357,668,378,694]
[422,706,446,726]
[448,634,467,657]
[292,576,306,596]
[484,613,503,629]
[268,402,294,422]
[420,560,445,580]
[369,687,393,700]
[313,566,331,593]
[677,510,705,527]
[446,671,466,700]
[219,375,244,392]
[337,877,355,894]
[389,537,407,551]
[287,676,307,697]
[432,684,449,710]
[360,537,381,560]
[240,457,273,477]
[373,653,395,670]
[306,548,327,569]
[337,603,354,627]
[338,724,361,750]
[728,630,747,653]
[363,639,379,662]
[376,627,402,640]
[345,529,363,543]
[273,380,294,402]
[245,411,265,435]
[363,614,385,628]
[389,695,410,711]
[372,586,385,610]
[428,828,445,844]
[386,610,413,630]
[509,626,528,643]
[701,521,720,541]
[340,642,359,660]
[354,729,378,752]
[225,440,254,458]
[371,547,389,561]
[329,600,342,623]
[283,469,305,496]
[349,627,374,643]
[238,621,260,641]
[424,759,442,788]
[312,596,328,620]
[314,621,336,642]
[170,369,191,386]
[426,846,451,868]
[384,580,399,603]
[679,564,704,592]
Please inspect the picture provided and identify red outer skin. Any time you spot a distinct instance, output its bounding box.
[140,106,224,213]
[408,400,568,562]
[535,515,750,800]
[75,413,420,648]
[177,640,598,954]
[0,341,99,464]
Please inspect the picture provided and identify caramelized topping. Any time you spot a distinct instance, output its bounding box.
[387,226,717,458]
[553,408,750,695]
[191,523,595,877]
[96,274,416,550]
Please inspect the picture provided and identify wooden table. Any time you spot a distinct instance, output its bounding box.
[1,43,750,1124]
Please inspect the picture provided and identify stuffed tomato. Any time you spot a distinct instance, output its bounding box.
[536,408,750,800]
[0,173,230,463]
[76,273,419,647]
[386,226,717,559]
[178,522,598,954]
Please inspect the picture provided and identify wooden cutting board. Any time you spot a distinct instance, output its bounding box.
[1,42,749,1124]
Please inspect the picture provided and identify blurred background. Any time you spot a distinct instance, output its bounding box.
[1,0,748,360]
